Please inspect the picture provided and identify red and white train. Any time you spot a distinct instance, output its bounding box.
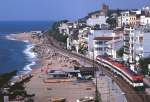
[96,56,144,88]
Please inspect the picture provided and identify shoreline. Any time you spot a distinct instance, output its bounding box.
[22,43,38,71]
[7,32,95,102]
[6,33,39,73]
[6,31,83,79]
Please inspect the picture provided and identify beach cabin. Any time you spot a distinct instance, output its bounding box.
[48,70,68,78]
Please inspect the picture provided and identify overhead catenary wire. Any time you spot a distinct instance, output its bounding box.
[40,34,150,102]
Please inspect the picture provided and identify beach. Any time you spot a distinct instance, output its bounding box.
[9,32,95,102]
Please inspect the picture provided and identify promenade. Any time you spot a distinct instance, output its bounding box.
[93,75,127,102]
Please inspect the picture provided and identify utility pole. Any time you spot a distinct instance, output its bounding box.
[93,49,100,102]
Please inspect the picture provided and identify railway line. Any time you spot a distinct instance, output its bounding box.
[43,34,150,102]
[68,53,149,102]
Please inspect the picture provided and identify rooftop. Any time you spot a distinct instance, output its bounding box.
[94,36,120,40]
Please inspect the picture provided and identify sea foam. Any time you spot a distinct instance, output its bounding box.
[23,43,37,71]
[5,34,38,73]
[5,34,17,40]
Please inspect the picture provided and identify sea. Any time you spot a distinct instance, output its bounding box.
[0,21,53,74]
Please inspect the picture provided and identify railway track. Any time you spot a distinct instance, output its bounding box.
[43,34,150,102]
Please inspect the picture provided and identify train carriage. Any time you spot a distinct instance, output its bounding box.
[96,56,144,88]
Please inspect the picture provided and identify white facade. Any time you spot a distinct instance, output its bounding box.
[117,16,122,27]
[59,23,70,35]
[78,27,89,43]
[88,30,113,52]
[93,39,108,58]
[88,30,113,59]
[66,37,79,53]
[93,35,121,59]
[67,37,72,50]
[73,40,79,53]
[121,11,130,26]
[106,38,123,59]
[143,32,150,57]
[86,16,108,27]
[131,10,141,15]
[93,34,122,59]
[118,11,139,27]
[123,27,144,73]
[140,16,150,25]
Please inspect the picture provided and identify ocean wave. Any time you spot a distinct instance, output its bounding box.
[5,34,37,73]
[23,43,37,71]
[23,40,29,43]
[5,34,17,40]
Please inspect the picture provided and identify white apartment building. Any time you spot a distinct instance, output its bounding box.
[59,23,70,35]
[106,38,123,59]
[88,30,113,52]
[67,37,79,53]
[93,34,122,59]
[143,32,150,57]
[140,15,150,25]
[123,27,144,73]
[86,15,108,27]
[93,36,111,57]
[118,10,139,27]
[117,16,122,27]
[93,36,113,58]
[132,10,142,15]
[121,11,130,26]
[88,30,113,59]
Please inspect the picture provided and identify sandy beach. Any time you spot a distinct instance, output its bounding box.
[9,32,94,102]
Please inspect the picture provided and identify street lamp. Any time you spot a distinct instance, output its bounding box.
[121,92,126,102]
[135,55,140,73]
[112,33,115,58]
[92,48,100,102]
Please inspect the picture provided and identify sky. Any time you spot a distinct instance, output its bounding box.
[0,0,150,21]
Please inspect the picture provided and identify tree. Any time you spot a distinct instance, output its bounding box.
[48,21,68,43]
[106,16,117,29]
[78,43,87,54]
[116,47,124,58]
[93,24,100,30]
[139,57,150,75]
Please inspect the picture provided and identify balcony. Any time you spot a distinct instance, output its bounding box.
[123,36,129,41]
[124,45,129,48]
[124,48,129,54]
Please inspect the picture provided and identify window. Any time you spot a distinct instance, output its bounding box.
[104,41,107,43]
[95,41,103,45]
[104,47,107,51]
[95,47,103,51]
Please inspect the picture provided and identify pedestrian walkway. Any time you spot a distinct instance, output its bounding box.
[143,76,150,87]
[144,76,150,95]
[93,75,127,102]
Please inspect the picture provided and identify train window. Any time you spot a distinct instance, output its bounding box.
[133,80,143,83]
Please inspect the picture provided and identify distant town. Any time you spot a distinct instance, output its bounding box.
[57,4,150,75]
[2,3,150,102]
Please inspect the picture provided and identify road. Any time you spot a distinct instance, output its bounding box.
[44,33,150,102]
